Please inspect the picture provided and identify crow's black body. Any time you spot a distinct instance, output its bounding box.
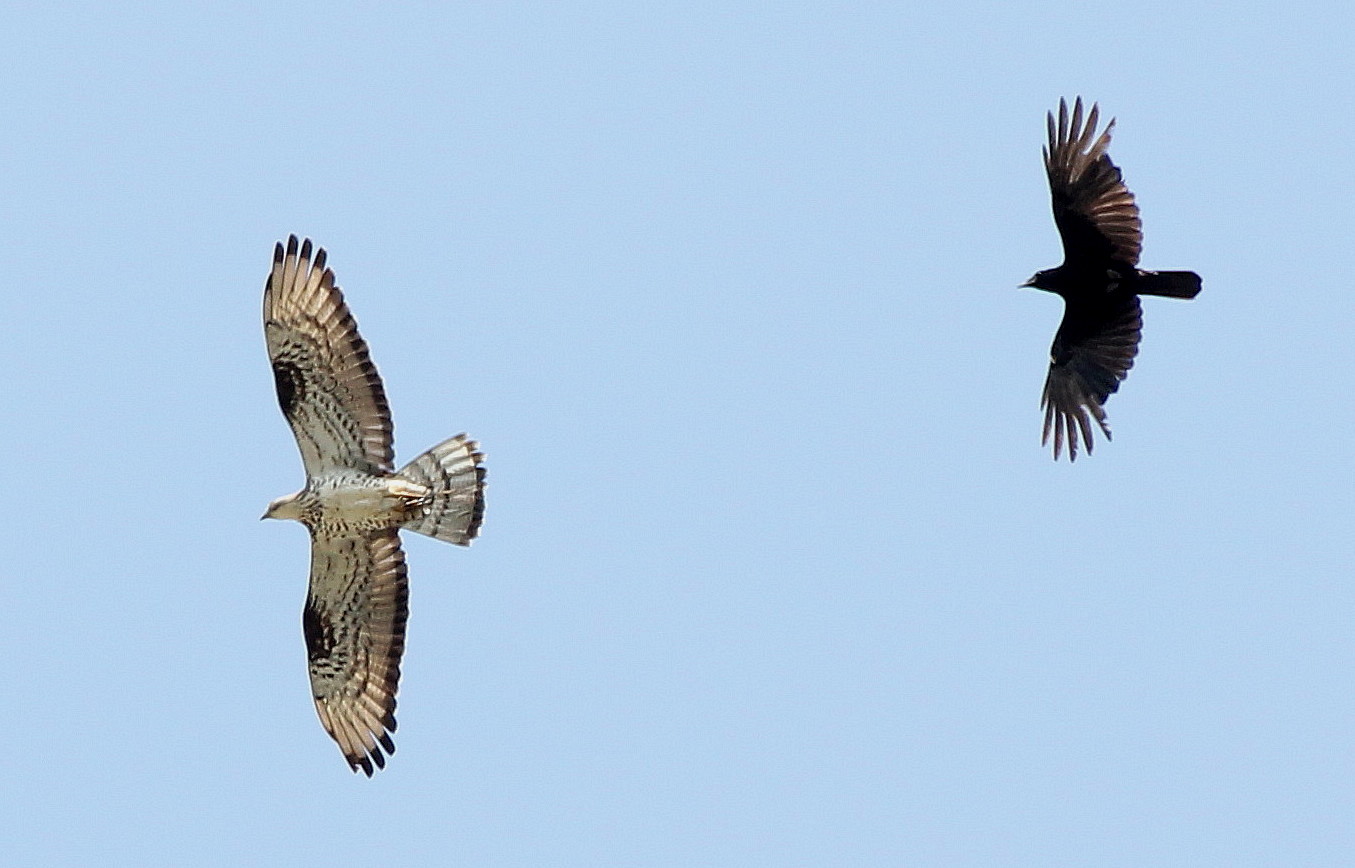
[1027,98,1201,460]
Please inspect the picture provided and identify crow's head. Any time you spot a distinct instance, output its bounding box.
[1022,268,1058,291]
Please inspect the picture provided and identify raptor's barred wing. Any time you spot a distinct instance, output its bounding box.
[303,529,408,776]
[264,235,395,475]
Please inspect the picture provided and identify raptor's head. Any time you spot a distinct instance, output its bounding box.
[262,491,304,521]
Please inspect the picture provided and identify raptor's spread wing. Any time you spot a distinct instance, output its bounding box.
[264,235,395,475]
[303,529,409,776]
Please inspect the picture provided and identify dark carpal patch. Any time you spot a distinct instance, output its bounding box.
[272,359,305,418]
[302,598,336,664]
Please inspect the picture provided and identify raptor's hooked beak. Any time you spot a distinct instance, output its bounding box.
[262,492,304,522]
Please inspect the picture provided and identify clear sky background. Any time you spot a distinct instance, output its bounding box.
[3,2,1352,866]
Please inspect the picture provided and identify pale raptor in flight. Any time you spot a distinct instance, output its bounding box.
[263,235,485,775]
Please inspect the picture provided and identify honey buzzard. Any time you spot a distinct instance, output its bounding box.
[262,235,485,775]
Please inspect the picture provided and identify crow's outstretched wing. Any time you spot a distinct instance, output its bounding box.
[1040,295,1143,460]
[1044,97,1142,269]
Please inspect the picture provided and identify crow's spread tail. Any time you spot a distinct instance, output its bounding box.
[1137,270,1202,299]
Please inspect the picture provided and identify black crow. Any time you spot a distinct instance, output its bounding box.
[1026,97,1201,460]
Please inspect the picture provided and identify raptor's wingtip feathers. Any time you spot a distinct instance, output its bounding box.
[276,234,331,274]
[346,733,394,777]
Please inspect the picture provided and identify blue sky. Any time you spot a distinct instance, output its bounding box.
[3,2,1353,865]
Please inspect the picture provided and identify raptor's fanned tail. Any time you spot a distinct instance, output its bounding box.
[396,434,486,546]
